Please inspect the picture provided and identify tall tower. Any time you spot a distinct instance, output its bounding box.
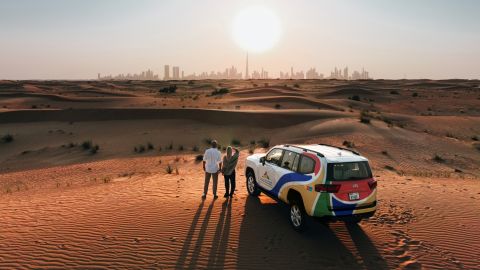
[164,65,170,80]
[245,52,249,79]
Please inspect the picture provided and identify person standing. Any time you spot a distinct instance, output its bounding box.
[222,146,239,197]
[202,140,222,199]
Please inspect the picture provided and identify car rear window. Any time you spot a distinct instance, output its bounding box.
[298,156,315,174]
[327,161,372,181]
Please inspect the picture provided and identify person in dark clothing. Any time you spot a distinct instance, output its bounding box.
[221,146,239,197]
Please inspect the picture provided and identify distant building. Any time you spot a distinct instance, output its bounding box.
[172,66,180,80]
[164,65,170,80]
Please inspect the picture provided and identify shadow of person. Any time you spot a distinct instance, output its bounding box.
[174,200,209,269]
[236,196,385,269]
[206,198,232,269]
[346,223,389,270]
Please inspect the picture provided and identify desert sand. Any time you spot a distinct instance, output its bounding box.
[0,79,479,269]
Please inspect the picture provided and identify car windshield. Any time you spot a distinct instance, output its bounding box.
[327,161,372,181]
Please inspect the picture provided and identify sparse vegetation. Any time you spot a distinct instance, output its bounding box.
[342,140,355,148]
[360,116,371,124]
[412,92,419,97]
[231,138,241,146]
[204,137,213,145]
[250,140,256,145]
[147,142,154,150]
[188,80,194,85]
[211,88,230,96]
[134,145,146,153]
[390,90,400,95]
[192,145,199,152]
[166,164,173,174]
[167,142,173,150]
[381,150,389,156]
[274,104,281,109]
[195,154,203,162]
[350,95,361,101]
[178,145,184,151]
[159,85,177,93]
[1,134,14,143]
[90,144,99,154]
[294,83,300,88]
[384,165,396,171]
[433,154,445,163]
[258,138,270,148]
[471,135,479,141]
[81,140,93,150]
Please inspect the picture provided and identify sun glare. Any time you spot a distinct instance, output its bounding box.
[232,6,281,53]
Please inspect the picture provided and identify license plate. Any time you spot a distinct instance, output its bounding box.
[349,192,360,201]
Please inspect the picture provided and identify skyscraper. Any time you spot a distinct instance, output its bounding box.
[245,52,249,79]
[172,66,180,80]
[164,65,170,80]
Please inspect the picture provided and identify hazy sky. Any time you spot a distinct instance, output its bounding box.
[1,0,479,79]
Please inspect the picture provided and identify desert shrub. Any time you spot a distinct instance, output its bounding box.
[188,80,194,85]
[195,154,203,162]
[211,88,230,96]
[204,137,213,145]
[294,83,300,88]
[360,115,371,124]
[178,145,184,151]
[274,104,281,109]
[412,92,418,97]
[250,140,256,145]
[159,85,177,93]
[147,142,154,150]
[342,140,355,148]
[192,145,199,152]
[231,138,241,146]
[473,143,480,152]
[134,145,146,153]
[258,138,270,148]
[390,90,400,95]
[384,165,396,171]
[350,95,361,101]
[471,135,479,141]
[1,134,14,143]
[433,154,445,163]
[81,140,93,150]
[31,105,37,109]
[166,164,173,174]
[90,144,99,154]
[167,142,173,150]
[381,150,389,155]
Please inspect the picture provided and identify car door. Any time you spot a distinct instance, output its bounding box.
[257,148,284,190]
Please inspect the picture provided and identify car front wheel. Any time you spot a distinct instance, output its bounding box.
[246,171,260,197]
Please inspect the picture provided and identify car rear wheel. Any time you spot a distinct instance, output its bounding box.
[246,171,260,197]
[290,199,306,232]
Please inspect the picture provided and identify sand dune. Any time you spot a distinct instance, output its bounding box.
[0,79,479,269]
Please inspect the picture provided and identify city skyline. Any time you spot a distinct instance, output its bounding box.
[98,64,372,81]
[1,0,479,80]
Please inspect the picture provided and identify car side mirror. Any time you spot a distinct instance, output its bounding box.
[260,157,266,166]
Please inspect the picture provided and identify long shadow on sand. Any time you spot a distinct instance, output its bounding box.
[236,196,389,270]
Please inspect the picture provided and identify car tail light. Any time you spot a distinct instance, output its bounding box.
[315,184,341,193]
[368,179,377,190]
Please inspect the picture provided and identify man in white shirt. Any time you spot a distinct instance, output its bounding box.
[202,140,222,199]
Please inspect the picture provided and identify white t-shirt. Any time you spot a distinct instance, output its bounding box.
[203,148,222,173]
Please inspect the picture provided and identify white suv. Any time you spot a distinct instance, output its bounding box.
[245,144,377,231]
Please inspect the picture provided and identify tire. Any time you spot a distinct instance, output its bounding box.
[246,171,260,197]
[289,198,307,232]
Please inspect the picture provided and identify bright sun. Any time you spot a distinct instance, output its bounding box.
[232,6,281,53]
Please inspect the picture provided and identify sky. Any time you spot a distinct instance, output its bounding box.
[1,0,479,80]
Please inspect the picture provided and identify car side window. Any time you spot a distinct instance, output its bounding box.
[280,151,299,171]
[266,148,283,166]
[298,155,315,174]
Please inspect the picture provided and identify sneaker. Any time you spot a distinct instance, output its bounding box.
[213,195,218,199]
[201,194,206,199]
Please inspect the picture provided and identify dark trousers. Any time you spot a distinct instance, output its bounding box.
[224,170,236,195]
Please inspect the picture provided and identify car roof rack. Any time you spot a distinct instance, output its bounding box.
[285,144,325,158]
[318,143,360,156]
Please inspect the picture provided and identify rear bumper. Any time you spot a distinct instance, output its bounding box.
[312,201,377,221]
